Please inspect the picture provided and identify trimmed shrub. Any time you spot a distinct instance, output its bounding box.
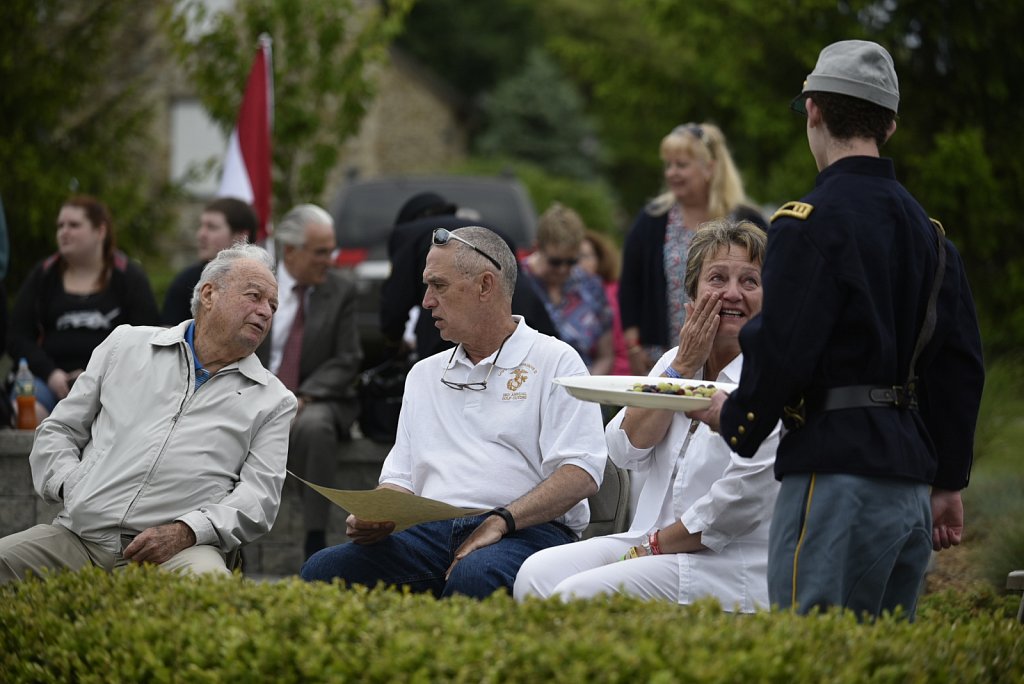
[2,566,1021,682]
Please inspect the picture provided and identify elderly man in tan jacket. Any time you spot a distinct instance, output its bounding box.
[0,243,296,584]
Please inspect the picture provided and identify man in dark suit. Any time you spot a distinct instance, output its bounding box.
[257,204,362,559]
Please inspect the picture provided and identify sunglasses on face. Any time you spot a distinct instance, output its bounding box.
[432,228,503,271]
[546,256,579,268]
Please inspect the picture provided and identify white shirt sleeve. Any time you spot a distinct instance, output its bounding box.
[680,422,781,553]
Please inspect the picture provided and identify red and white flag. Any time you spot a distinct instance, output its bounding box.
[218,34,273,242]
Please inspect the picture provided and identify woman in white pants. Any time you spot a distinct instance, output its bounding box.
[514,219,780,613]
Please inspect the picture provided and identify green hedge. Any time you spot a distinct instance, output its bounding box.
[2,566,1021,682]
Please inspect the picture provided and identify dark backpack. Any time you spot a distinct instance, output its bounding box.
[357,352,413,444]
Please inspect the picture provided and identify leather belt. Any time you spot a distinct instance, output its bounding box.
[814,384,918,412]
[779,219,944,431]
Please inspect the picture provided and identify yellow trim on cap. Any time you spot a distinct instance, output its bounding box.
[771,201,814,222]
[930,218,945,236]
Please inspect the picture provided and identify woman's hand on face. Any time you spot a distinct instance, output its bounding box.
[672,292,721,376]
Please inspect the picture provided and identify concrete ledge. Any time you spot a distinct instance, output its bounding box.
[0,429,35,462]
[0,430,63,539]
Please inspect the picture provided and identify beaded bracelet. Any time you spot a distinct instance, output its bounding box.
[663,365,683,379]
[649,530,662,555]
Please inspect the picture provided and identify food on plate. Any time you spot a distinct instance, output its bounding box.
[628,382,718,398]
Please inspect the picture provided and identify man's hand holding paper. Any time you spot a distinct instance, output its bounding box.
[290,472,489,536]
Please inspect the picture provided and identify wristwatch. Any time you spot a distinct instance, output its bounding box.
[486,506,516,536]
[639,535,653,556]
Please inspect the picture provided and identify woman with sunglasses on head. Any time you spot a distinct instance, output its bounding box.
[619,122,767,377]
[515,219,780,612]
[521,203,614,375]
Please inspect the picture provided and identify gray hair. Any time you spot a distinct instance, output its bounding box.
[448,226,517,299]
[684,218,767,300]
[191,241,275,317]
[274,204,333,248]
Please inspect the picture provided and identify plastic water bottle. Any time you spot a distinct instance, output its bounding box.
[15,358,37,430]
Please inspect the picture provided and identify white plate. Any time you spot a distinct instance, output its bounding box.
[553,375,736,412]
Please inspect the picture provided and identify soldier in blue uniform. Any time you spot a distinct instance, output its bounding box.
[690,40,985,619]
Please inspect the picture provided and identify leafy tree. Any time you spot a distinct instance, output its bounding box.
[0,1,179,289]
[475,49,603,181]
[535,0,817,213]
[163,0,414,215]
[395,0,541,99]
[538,0,1023,350]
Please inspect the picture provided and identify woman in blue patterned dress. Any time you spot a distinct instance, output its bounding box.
[521,203,614,375]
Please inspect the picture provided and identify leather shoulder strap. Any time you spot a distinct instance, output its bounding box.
[907,219,947,387]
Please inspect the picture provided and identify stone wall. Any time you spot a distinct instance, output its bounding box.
[0,431,61,539]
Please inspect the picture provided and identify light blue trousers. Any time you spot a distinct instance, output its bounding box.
[768,472,932,620]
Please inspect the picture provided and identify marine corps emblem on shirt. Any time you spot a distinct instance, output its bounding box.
[507,368,529,392]
[502,365,534,401]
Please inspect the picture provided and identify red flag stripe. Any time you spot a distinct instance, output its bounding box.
[218,36,273,242]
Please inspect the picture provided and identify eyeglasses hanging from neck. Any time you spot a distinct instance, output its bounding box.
[440,334,510,391]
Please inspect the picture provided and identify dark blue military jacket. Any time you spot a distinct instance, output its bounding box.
[721,156,984,490]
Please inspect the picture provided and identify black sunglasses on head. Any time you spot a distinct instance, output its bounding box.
[671,122,715,159]
[672,122,705,140]
[432,228,503,271]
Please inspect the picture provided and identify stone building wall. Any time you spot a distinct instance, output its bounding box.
[319,48,470,206]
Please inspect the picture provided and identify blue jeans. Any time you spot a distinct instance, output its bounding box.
[300,515,577,598]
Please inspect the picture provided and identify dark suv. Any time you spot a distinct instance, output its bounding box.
[328,175,538,367]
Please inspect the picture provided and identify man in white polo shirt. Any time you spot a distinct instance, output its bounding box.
[300,226,607,598]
